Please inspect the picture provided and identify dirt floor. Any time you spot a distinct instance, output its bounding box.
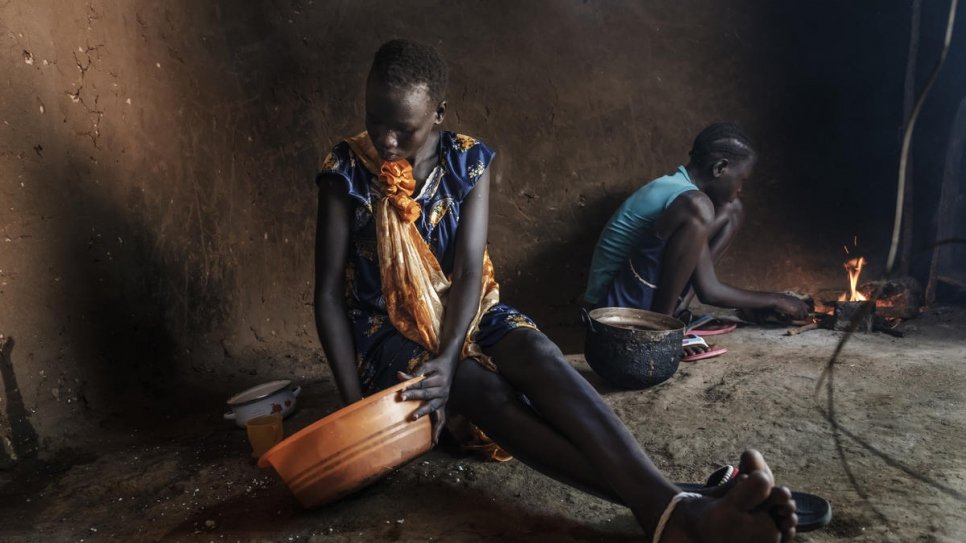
[2,305,965,543]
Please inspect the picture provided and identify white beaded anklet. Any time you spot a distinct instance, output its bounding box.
[652,491,702,543]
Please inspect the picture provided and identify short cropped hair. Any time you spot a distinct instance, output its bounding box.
[689,122,756,168]
[370,39,448,102]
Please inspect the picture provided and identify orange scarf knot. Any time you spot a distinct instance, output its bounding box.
[379,160,421,223]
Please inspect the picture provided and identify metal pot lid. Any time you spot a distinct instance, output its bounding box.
[227,380,292,406]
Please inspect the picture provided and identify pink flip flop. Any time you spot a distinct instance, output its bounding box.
[681,335,728,362]
[685,314,738,337]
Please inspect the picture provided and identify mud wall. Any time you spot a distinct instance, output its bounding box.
[1,0,907,451]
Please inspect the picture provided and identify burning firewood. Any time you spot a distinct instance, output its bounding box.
[832,300,874,332]
[785,321,820,336]
[859,277,923,320]
[807,255,919,335]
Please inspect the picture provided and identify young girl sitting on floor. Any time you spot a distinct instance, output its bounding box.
[313,38,797,543]
[584,123,811,360]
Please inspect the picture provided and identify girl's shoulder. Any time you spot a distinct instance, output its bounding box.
[440,131,493,161]
[320,138,371,174]
[318,138,371,205]
[439,132,495,198]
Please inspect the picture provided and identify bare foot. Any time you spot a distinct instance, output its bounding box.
[683,450,797,542]
[764,485,797,543]
[735,450,797,541]
[660,471,782,543]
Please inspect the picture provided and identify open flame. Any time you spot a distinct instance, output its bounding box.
[838,257,867,302]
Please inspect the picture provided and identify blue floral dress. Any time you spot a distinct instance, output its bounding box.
[318,131,538,394]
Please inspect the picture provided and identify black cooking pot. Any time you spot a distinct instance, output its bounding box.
[580,307,685,389]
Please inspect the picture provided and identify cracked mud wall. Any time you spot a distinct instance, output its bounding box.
[1,0,900,451]
[1,0,327,449]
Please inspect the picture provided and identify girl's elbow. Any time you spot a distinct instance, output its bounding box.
[450,267,483,284]
[315,282,343,304]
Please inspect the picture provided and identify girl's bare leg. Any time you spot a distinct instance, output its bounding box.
[448,328,795,541]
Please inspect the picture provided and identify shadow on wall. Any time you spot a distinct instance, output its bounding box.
[40,142,236,429]
[2,0,336,452]
[14,0,345,444]
[0,337,39,467]
[4,47,233,439]
[497,186,633,353]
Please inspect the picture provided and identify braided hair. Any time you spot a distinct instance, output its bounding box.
[689,122,756,169]
[370,39,448,102]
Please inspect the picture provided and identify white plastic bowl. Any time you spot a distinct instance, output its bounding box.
[224,380,301,428]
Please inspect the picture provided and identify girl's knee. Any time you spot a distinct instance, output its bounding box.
[499,329,569,373]
[720,198,745,228]
[525,332,566,363]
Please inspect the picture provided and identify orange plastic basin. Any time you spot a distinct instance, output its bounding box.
[257,376,432,508]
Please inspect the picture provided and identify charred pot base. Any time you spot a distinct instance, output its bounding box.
[833,301,875,332]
